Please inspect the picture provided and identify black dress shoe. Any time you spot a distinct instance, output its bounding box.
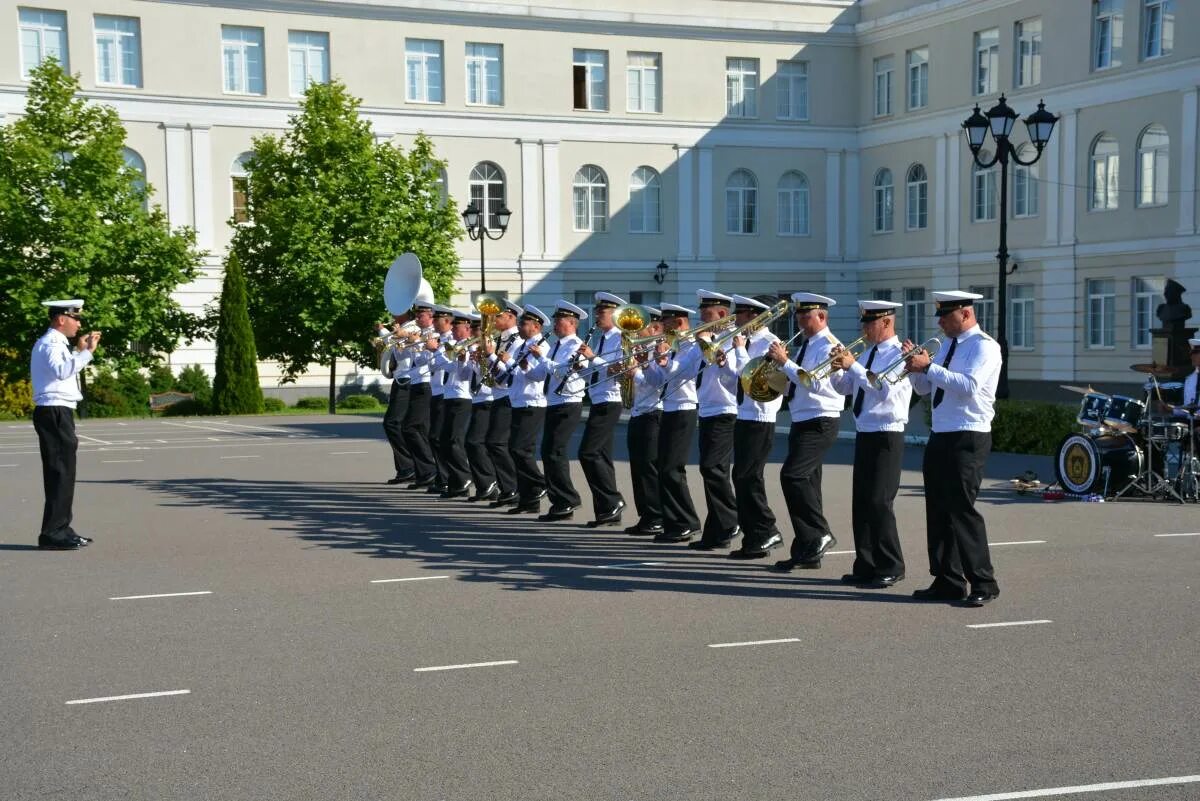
[406,477,435,490]
[796,533,837,563]
[655,528,698,544]
[440,482,474,499]
[728,534,783,560]
[688,538,731,551]
[531,488,548,502]
[469,482,499,502]
[38,535,79,550]
[841,573,872,584]
[488,492,519,509]
[538,505,576,522]
[860,574,905,589]
[506,500,541,515]
[587,500,626,528]
[627,523,664,537]
[913,584,968,602]
[386,471,416,485]
[426,483,447,495]
[964,588,1000,607]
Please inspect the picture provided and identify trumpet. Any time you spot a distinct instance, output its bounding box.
[701,300,790,365]
[869,337,942,389]
[797,336,868,387]
[446,336,481,358]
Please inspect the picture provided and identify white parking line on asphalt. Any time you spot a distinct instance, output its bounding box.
[965,620,1052,629]
[370,576,450,584]
[330,451,369,455]
[413,660,518,673]
[1155,532,1200,538]
[77,434,112,445]
[0,464,17,467]
[990,540,1047,546]
[109,591,213,600]
[220,455,260,460]
[65,689,191,705]
[102,459,144,464]
[826,550,854,556]
[708,638,801,649]
[922,773,1200,800]
[596,561,668,569]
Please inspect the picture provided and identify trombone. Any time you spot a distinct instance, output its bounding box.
[797,336,869,387]
[868,337,942,389]
[700,300,790,365]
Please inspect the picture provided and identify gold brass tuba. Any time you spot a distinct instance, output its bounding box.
[611,303,652,409]
[474,293,506,387]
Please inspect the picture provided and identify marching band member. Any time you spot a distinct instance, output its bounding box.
[828,300,910,587]
[465,313,500,502]
[381,316,416,485]
[905,290,1001,606]
[767,292,842,572]
[525,300,588,522]
[1183,339,1200,407]
[401,299,438,490]
[495,305,550,515]
[577,292,628,527]
[483,299,524,508]
[425,305,456,495]
[625,308,665,537]
[724,295,785,560]
[431,310,476,499]
[645,303,701,543]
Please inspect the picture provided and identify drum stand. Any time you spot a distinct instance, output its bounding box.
[1113,383,1186,502]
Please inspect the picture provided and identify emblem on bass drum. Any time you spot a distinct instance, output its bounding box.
[1054,433,1143,496]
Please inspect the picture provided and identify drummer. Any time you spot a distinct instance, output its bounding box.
[1178,338,1200,448]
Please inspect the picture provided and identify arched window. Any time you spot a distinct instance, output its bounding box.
[231,151,252,224]
[121,147,147,209]
[1012,144,1039,218]
[1090,134,1119,210]
[572,165,608,232]
[905,164,927,230]
[1137,124,1169,207]
[725,169,757,234]
[971,155,998,222]
[777,171,809,236]
[629,166,661,234]
[873,168,893,232]
[468,161,506,229]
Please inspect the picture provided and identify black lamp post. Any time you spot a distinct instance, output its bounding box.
[962,95,1057,399]
[653,259,669,285]
[461,202,512,293]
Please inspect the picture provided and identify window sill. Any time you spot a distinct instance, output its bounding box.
[872,229,894,235]
[405,99,446,105]
[466,102,504,108]
[627,109,662,115]
[971,217,999,224]
[1085,346,1116,351]
[224,90,266,97]
[907,105,927,112]
[777,232,812,238]
[1012,213,1040,220]
[628,230,664,236]
[775,116,811,123]
[572,228,609,234]
[1088,206,1119,213]
[572,108,610,113]
[1010,346,1036,352]
[905,225,929,232]
[1136,202,1169,210]
[96,81,141,89]
[725,231,759,237]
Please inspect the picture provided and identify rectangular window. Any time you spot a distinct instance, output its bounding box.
[973,28,999,95]
[19,7,68,77]
[1094,0,1123,70]
[572,49,608,111]
[466,43,502,106]
[628,290,662,306]
[288,30,328,97]
[969,285,996,333]
[906,169,928,230]
[1138,139,1168,207]
[871,289,893,302]
[405,39,443,103]
[1015,18,1042,87]
[231,176,249,224]
[1091,146,1120,211]
[626,52,660,113]
[222,25,265,95]
[725,58,758,118]
[903,288,925,343]
[973,166,998,222]
[873,55,893,117]
[1143,0,1173,59]
[94,14,141,87]
[1013,162,1039,218]
[1132,277,1164,348]
[1087,279,1116,348]
[1009,284,1035,348]
[906,48,928,110]
[776,60,808,120]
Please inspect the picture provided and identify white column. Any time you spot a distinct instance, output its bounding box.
[824,150,842,260]
[1043,116,1060,246]
[162,122,189,231]
[675,145,694,260]
[1040,257,1077,380]
[189,125,213,251]
[844,150,860,261]
[697,147,714,260]
[1178,87,1198,236]
[519,140,541,258]
[934,134,947,254]
[541,141,560,259]
[945,132,960,254]
[1058,110,1078,245]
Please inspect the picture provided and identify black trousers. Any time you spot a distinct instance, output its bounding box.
[658,409,700,533]
[698,414,737,541]
[383,382,413,477]
[922,431,998,594]
[579,401,624,516]
[851,431,906,578]
[780,416,840,559]
[486,397,517,497]
[33,406,78,541]
[429,394,446,487]
[541,403,583,509]
[467,402,497,492]
[627,411,663,528]
[401,383,437,482]
[510,406,546,503]
[439,398,473,491]
[732,420,780,548]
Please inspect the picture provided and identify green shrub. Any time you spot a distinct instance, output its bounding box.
[147,362,176,394]
[0,373,33,419]
[175,364,212,408]
[295,396,327,410]
[210,253,264,414]
[85,368,142,418]
[262,397,286,412]
[337,393,380,410]
[990,400,1077,456]
[161,398,210,416]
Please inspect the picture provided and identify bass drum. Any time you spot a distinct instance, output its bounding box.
[1055,433,1142,496]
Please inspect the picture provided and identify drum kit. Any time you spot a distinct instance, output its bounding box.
[1054,365,1199,502]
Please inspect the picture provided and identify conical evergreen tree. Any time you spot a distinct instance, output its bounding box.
[211,253,264,414]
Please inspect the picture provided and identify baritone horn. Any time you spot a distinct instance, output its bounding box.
[869,337,942,389]
[798,336,868,386]
[736,329,806,402]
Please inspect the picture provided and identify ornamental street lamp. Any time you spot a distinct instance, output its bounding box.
[962,95,1057,399]
[653,259,670,285]
[461,202,512,293]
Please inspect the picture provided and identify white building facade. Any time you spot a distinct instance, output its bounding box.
[3,0,1197,397]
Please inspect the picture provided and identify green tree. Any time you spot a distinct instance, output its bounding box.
[211,253,264,414]
[0,60,204,383]
[229,79,460,412]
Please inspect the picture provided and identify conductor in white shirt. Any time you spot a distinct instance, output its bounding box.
[30,299,100,550]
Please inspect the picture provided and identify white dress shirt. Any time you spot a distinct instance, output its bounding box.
[469,347,493,404]
[629,367,663,417]
[644,341,699,413]
[404,326,435,385]
[909,324,1000,433]
[666,338,737,417]
[1183,370,1199,407]
[504,334,548,409]
[525,334,583,406]
[430,331,454,397]
[829,335,911,433]
[781,327,844,423]
[725,328,783,423]
[585,329,625,405]
[31,329,93,408]
[433,343,473,401]
[486,327,522,402]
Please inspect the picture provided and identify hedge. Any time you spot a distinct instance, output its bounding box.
[922,398,1077,456]
[262,397,286,412]
[295,396,327,410]
[337,393,381,410]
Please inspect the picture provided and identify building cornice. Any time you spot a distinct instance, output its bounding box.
[855,0,1025,44]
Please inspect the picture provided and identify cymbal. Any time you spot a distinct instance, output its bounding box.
[1130,363,1180,377]
[1059,384,1097,396]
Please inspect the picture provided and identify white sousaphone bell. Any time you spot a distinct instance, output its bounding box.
[379,252,435,378]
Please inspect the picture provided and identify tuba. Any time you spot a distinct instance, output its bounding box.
[612,303,652,409]
[474,293,506,387]
[379,253,426,379]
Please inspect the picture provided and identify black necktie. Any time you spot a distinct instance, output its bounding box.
[659,351,675,400]
[542,341,561,393]
[782,339,810,404]
[932,338,958,409]
[470,363,480,394]
[853,346,878,418]
[590,333,609,386]
[697,361,706,389]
